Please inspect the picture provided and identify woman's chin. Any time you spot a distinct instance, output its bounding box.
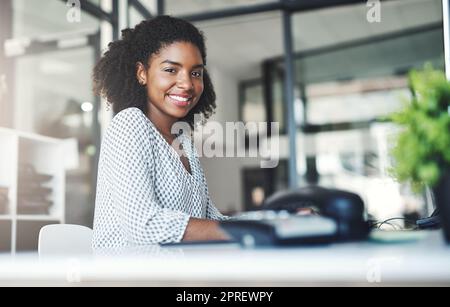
[165,101,194,119]
[165,107,190,120]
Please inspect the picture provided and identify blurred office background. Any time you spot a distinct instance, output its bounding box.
[0,0,445,252]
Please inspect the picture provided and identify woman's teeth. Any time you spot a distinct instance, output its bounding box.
[169,95,190,102]
[168,95,191,106]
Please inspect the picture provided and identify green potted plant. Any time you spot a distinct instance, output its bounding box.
[389,64,450,242]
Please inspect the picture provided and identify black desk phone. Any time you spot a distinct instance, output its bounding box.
[220,186,371,247]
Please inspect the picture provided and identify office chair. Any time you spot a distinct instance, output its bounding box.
[38,224,93,257]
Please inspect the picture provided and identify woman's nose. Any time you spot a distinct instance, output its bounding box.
[177,73,193,90]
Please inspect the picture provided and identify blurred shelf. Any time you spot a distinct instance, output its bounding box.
[16,215,62,222]
[0,128,67,253]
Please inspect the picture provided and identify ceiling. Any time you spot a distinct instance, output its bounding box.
[165,0,275,16]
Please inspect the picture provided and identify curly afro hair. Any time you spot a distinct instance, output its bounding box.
[93,16,216,129]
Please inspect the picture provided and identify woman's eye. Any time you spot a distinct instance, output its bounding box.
[192,71,203,78]
[164,68,176,73]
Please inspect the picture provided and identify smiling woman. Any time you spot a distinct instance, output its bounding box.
[92,16,229,248]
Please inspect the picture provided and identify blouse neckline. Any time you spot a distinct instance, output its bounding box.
[139,109,195,179]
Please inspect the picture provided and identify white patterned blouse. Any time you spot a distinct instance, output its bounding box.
[92,107,226,248]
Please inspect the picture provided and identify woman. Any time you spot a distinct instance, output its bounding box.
[92,16,229,248]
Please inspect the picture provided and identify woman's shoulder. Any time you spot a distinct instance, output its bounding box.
[108,107,150,131]
[105,107,155,144]
[112,107,148,125]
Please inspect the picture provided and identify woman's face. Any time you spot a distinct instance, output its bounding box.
[137,42,205,124]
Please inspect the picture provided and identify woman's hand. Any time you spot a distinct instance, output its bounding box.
[182,218,231,242]
[296,207,319,216]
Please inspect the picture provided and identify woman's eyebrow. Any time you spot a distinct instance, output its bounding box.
[160,60,204,69]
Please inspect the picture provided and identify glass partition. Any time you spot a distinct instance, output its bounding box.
[130,5,146,26]
[284,0,445,221]
[13,0,100,38]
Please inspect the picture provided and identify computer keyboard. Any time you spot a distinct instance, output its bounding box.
[221,211,338,247]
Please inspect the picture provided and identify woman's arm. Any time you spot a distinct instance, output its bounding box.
[182,218,230,242]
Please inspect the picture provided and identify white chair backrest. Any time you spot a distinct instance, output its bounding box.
[38,224,93,257]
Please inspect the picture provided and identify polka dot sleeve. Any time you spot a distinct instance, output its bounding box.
[94,109,190,247]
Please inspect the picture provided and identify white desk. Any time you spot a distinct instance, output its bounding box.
[0,231,449,286]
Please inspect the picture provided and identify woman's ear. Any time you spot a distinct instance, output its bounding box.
[136,62,147,86]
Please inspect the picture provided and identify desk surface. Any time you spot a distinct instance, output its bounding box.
[0,231,449,286]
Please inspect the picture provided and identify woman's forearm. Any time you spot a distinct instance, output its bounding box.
[182,218,230,242]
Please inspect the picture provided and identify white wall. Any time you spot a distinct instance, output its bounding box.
[199,65,262,214]
[200,65,240,213]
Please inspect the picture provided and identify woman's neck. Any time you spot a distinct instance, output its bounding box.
[146,104,178,140]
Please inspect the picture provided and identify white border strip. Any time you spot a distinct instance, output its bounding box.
[443,0,450,80]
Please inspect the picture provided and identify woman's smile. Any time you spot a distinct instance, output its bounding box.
[167,93,193,107]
